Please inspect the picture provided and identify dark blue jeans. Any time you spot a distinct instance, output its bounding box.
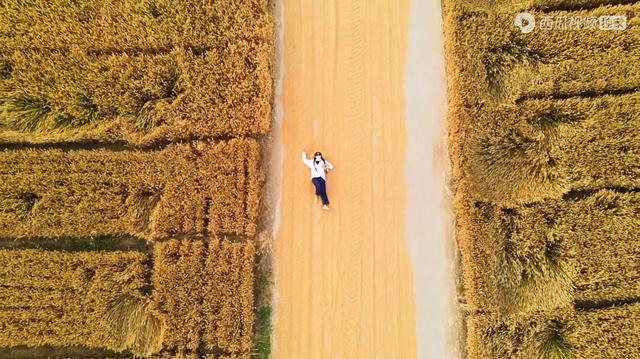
[312,177,330,205]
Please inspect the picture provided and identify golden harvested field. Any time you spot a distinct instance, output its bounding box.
[0,0,273,358]
[151,239,255,353]
[0,249,151,352]
[0,0,272,145]
[0,242,256,357]
[445,0,640,357]
[0,139,261,239]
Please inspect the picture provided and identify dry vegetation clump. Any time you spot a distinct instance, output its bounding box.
[566,303,640,359]
[0,0,272,54]
[518,93,640,191]
[459,201,572,314]
[0,0,273,144]
[467,106,569,204]
[464,63,639,205]
[0,139,262,239]
[462,191,640,312]
[467,311,575,359]
[0,248,163,356]
[445,0,640,357]
[558,190,640,303]
[151,239,255,355]
[470,303,640,359]
[105,295,166,357]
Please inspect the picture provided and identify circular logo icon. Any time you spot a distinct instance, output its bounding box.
[514,12,536,33]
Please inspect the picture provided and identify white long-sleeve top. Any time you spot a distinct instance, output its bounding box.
[302,152,333,180]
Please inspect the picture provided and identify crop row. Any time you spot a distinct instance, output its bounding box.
[0,239,257,357]
[0,139,262,239]
[0,46,271,144]
[445,4,640,102]
[445,4,640,205]
[490,11,640,101]
[467,304,640,359]
[464,93,640,205]
[445,3,640,204]
[459,190,640,314]
[151,239,255,354]
[0,248,157,355]
[0,0,272,55]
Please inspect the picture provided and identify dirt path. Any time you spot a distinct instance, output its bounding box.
[404,0,455,357]
[273,0,419,358]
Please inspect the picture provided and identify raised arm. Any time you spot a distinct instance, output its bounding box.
[301,151,314,168]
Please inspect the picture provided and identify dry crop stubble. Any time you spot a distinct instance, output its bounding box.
[444,0,640,357]
[0,0,273,356]
[0,248,161,356]
[0,47,272,145]
[0,0,273,54]
[151,239,255,354]
[0,0,273,145]
[0,139,262,239]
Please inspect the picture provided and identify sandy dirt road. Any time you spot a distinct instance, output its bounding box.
[273,0,419,358]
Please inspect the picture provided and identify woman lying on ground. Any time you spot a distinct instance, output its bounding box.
[302,150,334,210]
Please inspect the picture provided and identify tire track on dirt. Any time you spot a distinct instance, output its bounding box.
[345,0,366,355]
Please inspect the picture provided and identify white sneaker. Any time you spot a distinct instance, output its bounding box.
[322,205,330,211]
